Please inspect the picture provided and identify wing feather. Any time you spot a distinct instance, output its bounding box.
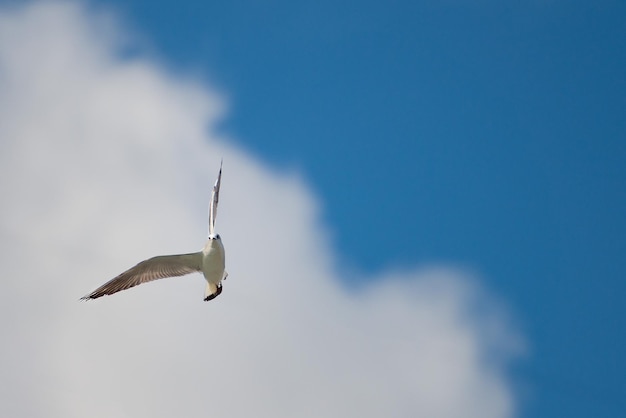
[208,160,222,235]
[81,252,203,300]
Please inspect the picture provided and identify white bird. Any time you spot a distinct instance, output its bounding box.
[81,162,227,302]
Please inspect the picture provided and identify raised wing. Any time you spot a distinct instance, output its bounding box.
[208,160,222,236]
[81,252,203,300]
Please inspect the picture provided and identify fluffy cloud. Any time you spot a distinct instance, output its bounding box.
[0,2,521,417]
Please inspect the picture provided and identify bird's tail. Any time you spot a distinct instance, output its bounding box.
[204,282,220,301]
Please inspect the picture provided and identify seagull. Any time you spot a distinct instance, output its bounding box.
[81,162,227,302]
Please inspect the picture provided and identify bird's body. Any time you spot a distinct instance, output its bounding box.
[81,162,227,302]
[201,233,226,300]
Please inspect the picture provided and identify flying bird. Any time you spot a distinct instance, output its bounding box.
[81,162,227,301]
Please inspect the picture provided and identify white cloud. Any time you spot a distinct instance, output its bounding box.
[0,2,522,417]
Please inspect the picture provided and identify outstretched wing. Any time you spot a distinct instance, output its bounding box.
[208,160,223,236]
[81,252,203,300]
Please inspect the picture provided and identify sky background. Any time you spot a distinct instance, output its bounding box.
[0,1,624,417]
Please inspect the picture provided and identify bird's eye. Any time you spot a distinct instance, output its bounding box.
[216,234,220,239]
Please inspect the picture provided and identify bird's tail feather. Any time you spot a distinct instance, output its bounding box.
[204,282,219,301]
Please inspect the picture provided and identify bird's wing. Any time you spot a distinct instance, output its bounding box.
[81,252,203,300]
[208,160,223,236]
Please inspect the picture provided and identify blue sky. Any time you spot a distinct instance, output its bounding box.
[93,0,625,416]
[1,0,624,416]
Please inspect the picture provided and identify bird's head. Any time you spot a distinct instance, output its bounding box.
[208,233,221,241]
